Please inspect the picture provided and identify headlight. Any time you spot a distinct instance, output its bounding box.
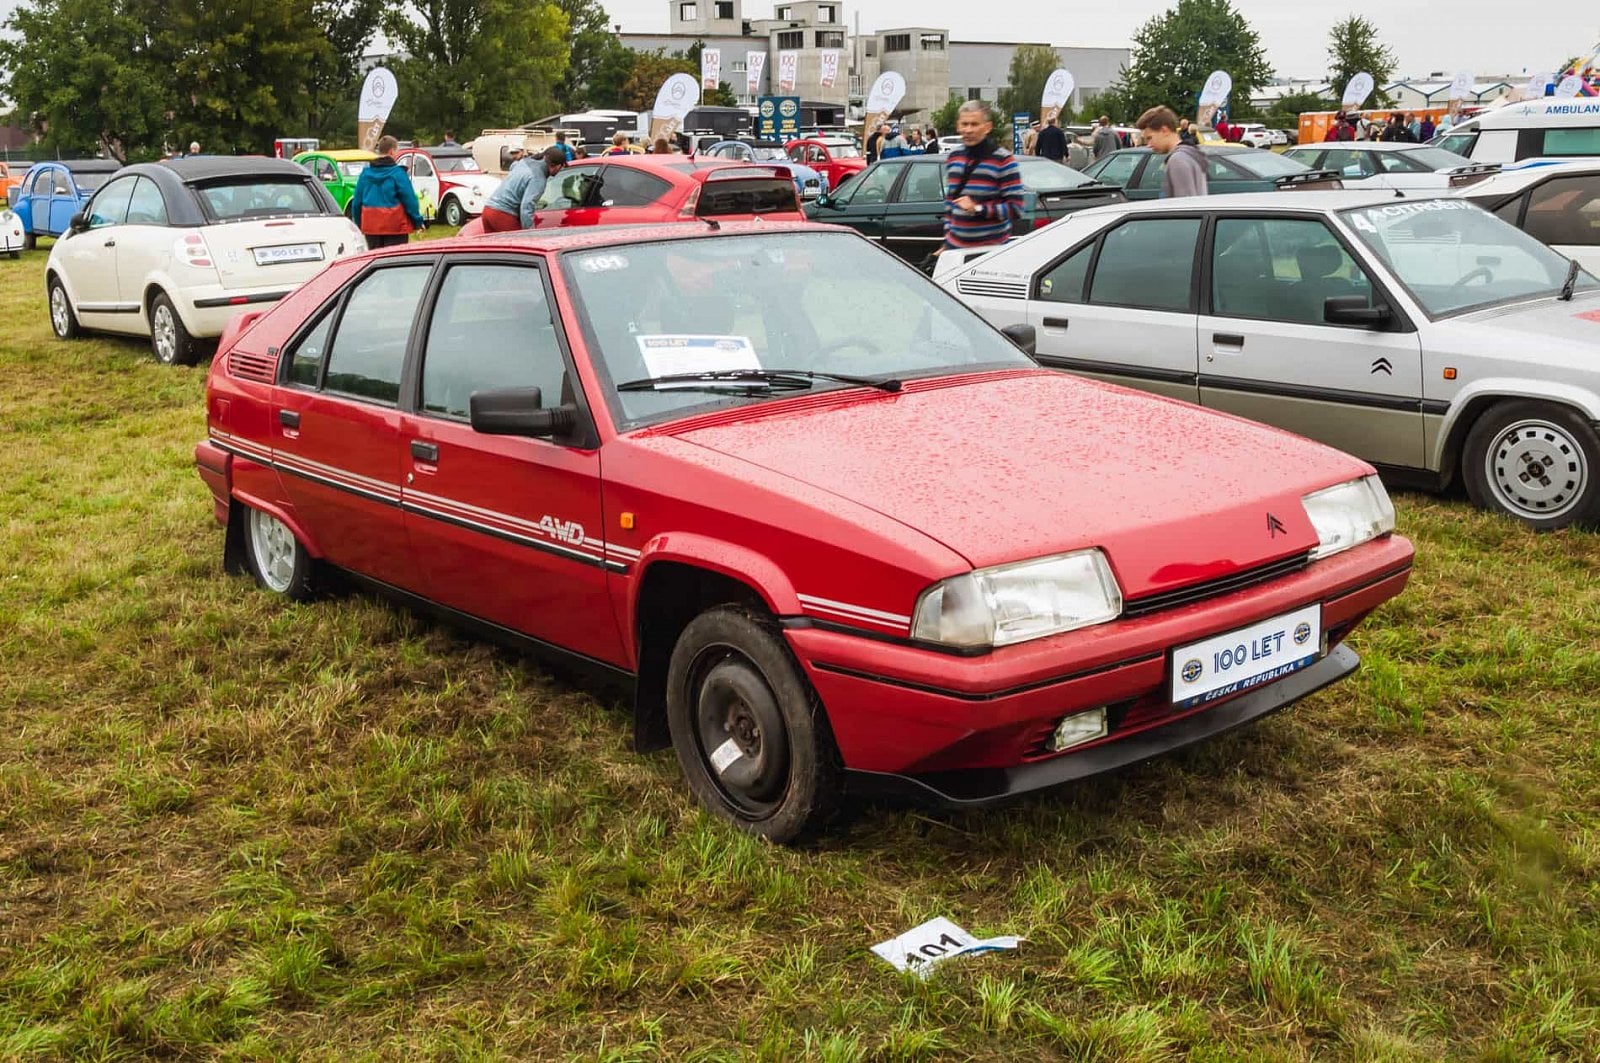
[912,549,1122,651]
[1301,475,1395,560]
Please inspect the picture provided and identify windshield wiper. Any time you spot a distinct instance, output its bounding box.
[1559,258,1582,302]
[617,368,902,393]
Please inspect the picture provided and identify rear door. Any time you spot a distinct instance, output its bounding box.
[1026,213,1203,402]
[50,168,84,234]
[1196,214,1425,469]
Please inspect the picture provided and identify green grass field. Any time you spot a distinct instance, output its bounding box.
[2,234,1598,1061]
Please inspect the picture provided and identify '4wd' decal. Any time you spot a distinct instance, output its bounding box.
[538,516,586,545]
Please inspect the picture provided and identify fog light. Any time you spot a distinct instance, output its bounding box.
[1049,708,1108,752]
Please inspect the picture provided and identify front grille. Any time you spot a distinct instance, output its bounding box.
[1121,551,1312,619]
[228,350,277,384]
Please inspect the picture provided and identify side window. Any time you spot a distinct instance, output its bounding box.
[53,171,73,195]
[1523,175,1600,247]
[1435,131,1477,157]
[314,159,338,183]
[1037,244,1091,303]
[1542,129,1600,157]
[28,169,52,199]
[87,177,138,228]
[1377,151,1429,174]
[413,156,434,178]
[1211,218,1373,325]
[1087,218,1201,312]
[895,162,946,203]
[1474,129,1518,163]
[538,168,594,209]
[286,310,336,387]
[1491,194,1525,226]
[124,177,168,226]
[836,163,899,205]
[1321,150,1374,178]
[421,265,565,420]
[321,265,432,404]
[595,166,671,207]
[1135,154,1232,190]
[1091,152,1140,188]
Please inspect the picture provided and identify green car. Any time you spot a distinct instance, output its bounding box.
[1082,145,1332,200]
[293,149,377,213]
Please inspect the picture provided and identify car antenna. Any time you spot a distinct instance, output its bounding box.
[702,217,721,231]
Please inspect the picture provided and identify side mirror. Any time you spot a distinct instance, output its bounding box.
[814,191,833,208]
[1001,323,1037,355]
[469,387,577,438]
[68,212,88,234]
[1324,295,1393,328]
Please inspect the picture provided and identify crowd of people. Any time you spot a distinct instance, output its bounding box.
[1322,109,1450,143]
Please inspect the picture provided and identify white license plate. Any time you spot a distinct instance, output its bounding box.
[253,243,323,266]
[1169,604,1322,709]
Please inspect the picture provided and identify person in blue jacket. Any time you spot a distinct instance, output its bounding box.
[350,135,425,248]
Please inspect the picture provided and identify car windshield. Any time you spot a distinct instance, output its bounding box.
[563,231,1033,427]
[825,143,862,158]
[434,156,481,172]
[1340,199,1600,316]
[1017,157,1098,192]
[338,161,369,178]
[1228,151,1312,177]
[196,178,329,220]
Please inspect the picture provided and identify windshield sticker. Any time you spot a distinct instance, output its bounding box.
[637,335,761,379]
[578,253,630,273]
[1349,198,1473,234]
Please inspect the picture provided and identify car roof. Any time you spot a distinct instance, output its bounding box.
[1469,158,1600,191]
[1103,145,1258,156]
[320,150,377,162]
[426,220,836,255]
[154,156,312,182]
[58,159,122,172]
[1293,141,1435,153]
[1068,189,1424,220]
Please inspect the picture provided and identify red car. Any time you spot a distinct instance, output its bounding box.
[195,222,1412,842]
[786,138,867,192]
[458,156,804,235]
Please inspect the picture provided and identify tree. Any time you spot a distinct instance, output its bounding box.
[586,36,640,110]
[618,49,692,112]
[306,0,389,138]
[554,0,617,109]
[0,0,169,160]
[682,41,738,107]
[384,0,571,138]
[1327,15,1397,109]
[929,95,962,136]
[996,44,1061,125]
[1100,0,1273,123]
[1263,89,1335,132]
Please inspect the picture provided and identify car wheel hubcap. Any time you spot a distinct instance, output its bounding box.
[50,287,68,334]
[153,305,176,362]
[249,508,298,593]
[693,651,789,818]
[1485,418,1588,520]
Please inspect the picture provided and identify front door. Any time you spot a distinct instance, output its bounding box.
[273,260,435,590]
[64,175,139,321]
[114,176,171,318]
[880,159,948,265]
[409,154,441,220]
[1027,214,1203,403]
[815,161,898,242]
[1197,214,1425,469]
[399,259,622,664]
[49,170,83,234]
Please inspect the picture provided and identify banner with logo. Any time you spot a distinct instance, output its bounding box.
[649,72,701,144]
[1341,72,1374,109]
[820,50,839,88]
[700,48,721,92]
[863,71,906,141]
[1555,74,1584,99]
[1041,69,1074,125]
[778,51,798,93]
[746,51,765,95]
[758,96,802,139]
[1446,69,1473,118]
[356,67,398,153]
[1196,69,1231,130]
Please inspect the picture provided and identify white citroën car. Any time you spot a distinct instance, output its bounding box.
[938,192,1600,529]
[45,157,367,365]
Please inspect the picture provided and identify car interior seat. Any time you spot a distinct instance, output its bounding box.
[1294,243,1358,323]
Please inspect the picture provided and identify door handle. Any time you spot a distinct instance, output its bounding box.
[277,409,300,428]
[103,238,115,247]
[410,440,439,462]
[1042,316,1070,329]
[1213,333,1245,347]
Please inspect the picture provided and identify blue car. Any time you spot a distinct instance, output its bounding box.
[12,159,122,248]
[701,140,828,200]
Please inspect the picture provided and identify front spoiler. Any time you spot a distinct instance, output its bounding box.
[844,643,1358,810]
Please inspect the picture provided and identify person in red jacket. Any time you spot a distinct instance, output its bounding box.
[350,136,425,248]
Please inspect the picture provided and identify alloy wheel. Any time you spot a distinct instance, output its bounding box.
[1484,418,1590,521]
[249,508,299,594]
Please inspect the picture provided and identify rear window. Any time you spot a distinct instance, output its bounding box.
[1017,157,1097,193]
[194,178,330,221]
[339,161,369,178]
[434,155,481,172]
[697,176,797,216]
[1229,151,1312,178]
[73,170,115,192]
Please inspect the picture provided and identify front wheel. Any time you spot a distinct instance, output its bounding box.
[666,607,842,843]
[441,197,466,227]
[48,277,79,339]
[1462,401,1600,530]
[150,291,198,366]
[244,505,314,600]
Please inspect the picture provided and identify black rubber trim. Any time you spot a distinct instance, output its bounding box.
[844,644,1359,809]
[1199,373,1424,412]
[1034,353,1197,386]
[193,290,290,309]
[1420,399,1450,416]
[781,616,988,657]
[809,650,1165,702]
[77,303,141,314]
[1122,551,1311,618]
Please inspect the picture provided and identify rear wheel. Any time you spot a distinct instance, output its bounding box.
[244,505,314,600]
[150,291,198,366]
[48,277,79,339]
[441,196,466,227]
[1463,401,1600,530]
[23,231,35,252]
[665,607,841,843]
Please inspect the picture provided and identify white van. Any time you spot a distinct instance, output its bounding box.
[1432,97,1600,164]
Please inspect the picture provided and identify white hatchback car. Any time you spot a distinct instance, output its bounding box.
[937,192,1600,529]
[1283,142,1498,191]
[1458,159,1600,275]
[45,157,367,365]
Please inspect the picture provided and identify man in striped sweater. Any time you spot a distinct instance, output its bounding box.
[942,101,1024,253]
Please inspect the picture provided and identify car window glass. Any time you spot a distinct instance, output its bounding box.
[896,163,946,203]
[1211,217,1374,324]
[314,160,337,183]
[835,163,898,205]
[322,265,432,404]
[87,177,138,228]
[538,167,596,209]
[53,171,73,195]
[29,169,52,198]
[1037,244,1091,304]
[124,177,168,225]
[1434,131,1477,157]
[1134,152,1239,189]
[1492,195,1524,225]
[421,265,565,420]
[1089,152,1140,187]
[286,310,336,388]
[595,166,672,207]
[1542,129,1600,156]
[1376,151,1429,174]
[1321,149,1374,178]
[414,156,434,178]
[1523,175,1600,246]
[1087,218,1201,312]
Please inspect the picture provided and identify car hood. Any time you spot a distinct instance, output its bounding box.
[1436,291,1600,360]
[662,372,1371,597]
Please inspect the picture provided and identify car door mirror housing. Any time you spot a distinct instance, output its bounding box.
[68,212,87,234]
[1001,323,1037,355]
[1324,295,1393,328]
[469,387,576,438]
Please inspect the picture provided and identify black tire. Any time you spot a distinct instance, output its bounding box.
[665,606,842,843]
[7,249,17,260]
[1462,400,1600,530]
[441,196,466,227]
[149,291,198,366]
[23,231,35,252]
[47,276,79,339]
[242,504,315,600]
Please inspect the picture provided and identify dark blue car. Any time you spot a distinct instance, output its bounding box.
[12,159,122,248]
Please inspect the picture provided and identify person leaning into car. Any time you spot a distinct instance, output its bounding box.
[481,146,567,232]
[350,135,426,248]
